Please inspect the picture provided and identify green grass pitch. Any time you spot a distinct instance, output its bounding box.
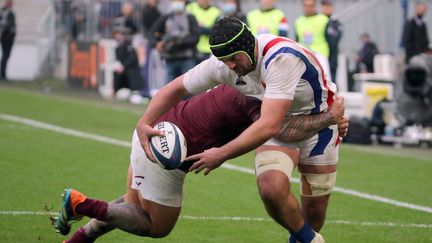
[0,86,431,242]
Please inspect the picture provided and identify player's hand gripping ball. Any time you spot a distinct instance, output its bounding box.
[149,121,187,170]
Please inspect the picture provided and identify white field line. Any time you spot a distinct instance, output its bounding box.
[181,216,432,229]
[0,211,57,216]
[0,114,131,147]
[0,210,431,229]
[1,113,431,214]
[222,164,432,214]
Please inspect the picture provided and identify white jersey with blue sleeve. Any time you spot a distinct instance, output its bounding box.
[184,34,336,115]
[183,34,339,164]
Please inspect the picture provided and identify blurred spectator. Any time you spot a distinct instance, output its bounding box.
[150,0,199,82]
[71,0,87,40]
[141,0,161,38]
[403,2,430,64]
[57,0,73,37]
[99,0,122,38]
[321,0,342,82]
[218,0,246,24]
[113,2,138,36]
[295,0,329,58]
[139,0,162,98]
[186,0,220,63]
[356,33,379,73]
[246,0,288,37]
[113,26,144,104]
[0,0,15,80]
[295,0,330,79]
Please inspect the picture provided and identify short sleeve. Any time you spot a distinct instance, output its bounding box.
[183,56,223,95]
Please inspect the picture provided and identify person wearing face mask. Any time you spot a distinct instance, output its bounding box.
[218,0,246,24]
[246,0,289,37]
[186,0,221,63]
[403,1,431,64]
[149,0,199,83]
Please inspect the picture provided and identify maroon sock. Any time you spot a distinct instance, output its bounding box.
[67,227,94,243]
[75,198,108,221]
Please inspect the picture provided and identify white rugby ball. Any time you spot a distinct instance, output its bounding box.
[149,121,187,170]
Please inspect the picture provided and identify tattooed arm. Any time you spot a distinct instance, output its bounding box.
[275,96,347,142]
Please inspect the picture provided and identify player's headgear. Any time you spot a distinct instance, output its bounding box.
[209,16,256,65]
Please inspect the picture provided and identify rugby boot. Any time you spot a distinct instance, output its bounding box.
[51,189,87,235]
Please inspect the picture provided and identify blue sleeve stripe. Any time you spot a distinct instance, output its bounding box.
[264,47,323,114]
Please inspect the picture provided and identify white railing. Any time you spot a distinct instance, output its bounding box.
[35,4,56,77]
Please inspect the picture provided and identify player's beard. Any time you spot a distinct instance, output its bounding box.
[234,68,246,76]
[234,63,253,76]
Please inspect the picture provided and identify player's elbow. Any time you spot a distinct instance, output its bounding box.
[257,118,282,138]
[264,123,282,138]
[270,126,282,138]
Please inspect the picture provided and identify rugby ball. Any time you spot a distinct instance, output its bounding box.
[149,121,187,170]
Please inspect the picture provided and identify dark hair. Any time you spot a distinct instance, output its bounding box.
[321,0,332,6]
[209,16,244,46]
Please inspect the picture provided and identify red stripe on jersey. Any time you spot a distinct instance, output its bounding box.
[300,47,334,107]
[262,37,291,56]
[336,135,341,146]
[262,37,334,107]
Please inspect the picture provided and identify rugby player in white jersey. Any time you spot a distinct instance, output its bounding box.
[136,17,346,242]
[52,85,346,242]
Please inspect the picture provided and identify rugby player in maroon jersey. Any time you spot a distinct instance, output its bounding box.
[52,84,346,242]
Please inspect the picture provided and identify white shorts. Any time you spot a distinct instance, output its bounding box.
[264,124,340,166]
[130,130,186,207]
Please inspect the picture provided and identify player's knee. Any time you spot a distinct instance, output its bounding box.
[255,150,295,201]
[301,172,337,197]
[148,228,172,238]
[257,172,291,203]
[258,183,283,204]
[147,221,176,238]
[131,226,150,237]
[139,227,169,238]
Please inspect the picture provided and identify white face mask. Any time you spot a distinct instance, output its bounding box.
[221,2,236,15]
[170,1,185,13]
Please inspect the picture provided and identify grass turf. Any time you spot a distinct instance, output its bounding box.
[1,86,431,242]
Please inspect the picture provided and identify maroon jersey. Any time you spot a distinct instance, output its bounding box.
[156,84,261,157]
